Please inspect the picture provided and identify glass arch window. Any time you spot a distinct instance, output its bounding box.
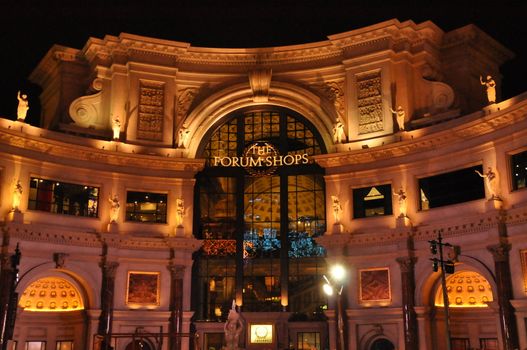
[193,108,327,319]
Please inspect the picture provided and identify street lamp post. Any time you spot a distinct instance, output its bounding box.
[323,264,346,350]
[429,231,456,350]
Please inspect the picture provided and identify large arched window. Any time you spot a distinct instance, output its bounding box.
[192,107,327,319]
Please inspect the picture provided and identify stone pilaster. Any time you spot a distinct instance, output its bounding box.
[168,258,185,350]
[0,230,13,350]
[97,255,119,349]
[487,242,519,350]
[396,256,419,350]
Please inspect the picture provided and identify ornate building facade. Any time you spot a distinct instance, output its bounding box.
[1,19,527,350]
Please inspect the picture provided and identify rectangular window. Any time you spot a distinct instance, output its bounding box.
[204,333,224,350]
[511,150,527,190]
[297,332,320,350]
[125,191,167,223]
[419,165,485,210]
[25,342,45,350]
[451,338,470,350]
[352,184,392,218]
[479,338,498,350]
[28,178,99,217]
[55,342,73,350]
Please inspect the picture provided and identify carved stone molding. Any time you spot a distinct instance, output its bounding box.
[311,80,345,119]
[138,80,165,141]
[248,69,272,103]
[487,242,511,262]
[315,101,527,168]
[0,130,205,173]
[176,87,199,123]
[396,256,417,273]
[99,260,119,278]
[69,90,105,129]
[168,263,185,279]
[356,71,383,134]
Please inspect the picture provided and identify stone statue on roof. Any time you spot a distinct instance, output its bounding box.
[480,75,496,104]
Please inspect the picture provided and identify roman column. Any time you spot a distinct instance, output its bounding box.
[396,256,419,350]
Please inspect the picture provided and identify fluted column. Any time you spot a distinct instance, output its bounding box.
[98,253,119,350]
[396,256,419,350]
[487,242,519,350]
[168,258,185,350]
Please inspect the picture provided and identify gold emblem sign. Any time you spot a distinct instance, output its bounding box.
[212,141,309,176]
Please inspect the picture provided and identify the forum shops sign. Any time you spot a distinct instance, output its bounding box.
[212,141,309,176]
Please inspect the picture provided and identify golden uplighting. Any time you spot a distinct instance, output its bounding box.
[19,277,84,312]
[435,271,493,308]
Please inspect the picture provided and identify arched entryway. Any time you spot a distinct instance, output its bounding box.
[14,275,88,350]
[191,106,329,350]
[369,338,395,350]
[432,270,498,350]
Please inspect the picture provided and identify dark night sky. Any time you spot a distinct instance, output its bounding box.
[0,0,526,125]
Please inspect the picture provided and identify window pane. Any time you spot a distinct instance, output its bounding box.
[25,342,45,350]
[352,184,393,218]
[297,332,320,350]
[194,109,325,319]
[512,150,527,190]
[28,178,99,217]
[125,191,167,223]
[56,342,73,350]
[418,165,485,210]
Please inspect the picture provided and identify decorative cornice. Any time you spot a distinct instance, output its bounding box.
[0,127,205,174]
[74,19,447,69]
[5,222,202,252]
[315,98,527,169]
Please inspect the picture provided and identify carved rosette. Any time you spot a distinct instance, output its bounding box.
[138,80,165,141]
[356,71,383,134]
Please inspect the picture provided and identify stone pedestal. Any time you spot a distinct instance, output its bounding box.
[396,215,411,228]
[332,223,344,234]
[6,210,23,223]
[486,197,503,210]
[174,226,185,237]
[106,223,119,234]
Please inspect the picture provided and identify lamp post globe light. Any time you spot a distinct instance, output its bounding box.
[323,264,347,350]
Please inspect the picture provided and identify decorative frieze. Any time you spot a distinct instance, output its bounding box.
[356,71,383,134]
[138,80,165,141]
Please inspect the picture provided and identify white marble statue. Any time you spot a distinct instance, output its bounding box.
[17,91,29,121]
[480,75,496,104]
[176,198,184,227]
[393,187,407,218]
[331,195,342,224]
[12,180,23,212]
[178,127,190,148]
[108,194,120,223]
[224,300,244,350]
[390,105,406,131]
[112,117,121,140]
[475,167,500,199]
[332,118,346,144]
